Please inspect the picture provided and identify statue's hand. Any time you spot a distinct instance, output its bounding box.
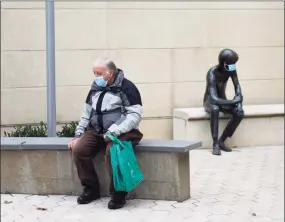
[233,94,243,103]
[232,98,241,104]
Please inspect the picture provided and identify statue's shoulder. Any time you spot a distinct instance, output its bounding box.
[207,65,218,78]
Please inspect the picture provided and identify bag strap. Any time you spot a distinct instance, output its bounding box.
[119,92,127,114]
[91,85,123,134]
[96,90,108,134]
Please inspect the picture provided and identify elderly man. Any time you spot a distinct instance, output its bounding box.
[68,58,143,210]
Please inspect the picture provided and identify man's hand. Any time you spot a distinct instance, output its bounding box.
[103,131,114,143]
[68,137,80,150]
[103,134,110,142]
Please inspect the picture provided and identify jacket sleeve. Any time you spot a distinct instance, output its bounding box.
[74,91,93,137]
[108,81,142,137]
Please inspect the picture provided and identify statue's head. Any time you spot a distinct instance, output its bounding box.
[218,49,239,72]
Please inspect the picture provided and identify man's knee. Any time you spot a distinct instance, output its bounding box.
[72,140,86,157]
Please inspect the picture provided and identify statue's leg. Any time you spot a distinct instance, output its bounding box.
[219,106,244,151]
[205,104,221,156]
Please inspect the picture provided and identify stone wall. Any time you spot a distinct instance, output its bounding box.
[1,2,284,139]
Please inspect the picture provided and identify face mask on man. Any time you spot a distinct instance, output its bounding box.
[94,71,111,87]
[94,76,108,87]
[224,63,236,72]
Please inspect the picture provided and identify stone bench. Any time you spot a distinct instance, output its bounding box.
[0,137,201,202]
[173,104,284,149]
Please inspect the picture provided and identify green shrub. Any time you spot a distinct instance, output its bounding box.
[4,121,78,138]
[56,122,78,137]
[4,121,47,137]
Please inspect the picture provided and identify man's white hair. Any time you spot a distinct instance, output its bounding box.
[93,58,117,73]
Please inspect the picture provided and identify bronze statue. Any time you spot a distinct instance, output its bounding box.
[203,49,244,155]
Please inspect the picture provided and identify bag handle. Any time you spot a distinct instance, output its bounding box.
[105,132,124,148]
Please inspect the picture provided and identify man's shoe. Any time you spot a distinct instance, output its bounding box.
[108,199,126,210]
[77,191,100,204]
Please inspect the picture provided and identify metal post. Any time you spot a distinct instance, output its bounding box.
[45,0,56,137]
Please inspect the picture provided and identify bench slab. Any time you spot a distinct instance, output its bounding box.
[174,104,285,120]
[173,104,284,148]
[1,137,202,202]
[0,137,201,153]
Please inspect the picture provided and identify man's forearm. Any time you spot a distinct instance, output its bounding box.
[108,113,141,137]
[107,105,142,137]
[75,103,92,136]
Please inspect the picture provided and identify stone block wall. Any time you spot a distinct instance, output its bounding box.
[1,2,284,139]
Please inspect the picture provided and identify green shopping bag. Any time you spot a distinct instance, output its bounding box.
[109,144,126,192]
[106,132,144,192]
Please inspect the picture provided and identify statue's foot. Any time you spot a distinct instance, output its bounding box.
[212,145,221,156]
[219,141,232,152]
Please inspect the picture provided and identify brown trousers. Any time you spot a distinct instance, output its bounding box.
[72,128,143,197]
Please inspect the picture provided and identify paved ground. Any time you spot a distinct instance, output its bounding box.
[1,146,284,222]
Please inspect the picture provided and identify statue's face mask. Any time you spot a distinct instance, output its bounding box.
[224,63,236,72]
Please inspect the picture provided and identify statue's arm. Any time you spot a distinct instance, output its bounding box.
[231,72,243,102]
[208,73,239,105]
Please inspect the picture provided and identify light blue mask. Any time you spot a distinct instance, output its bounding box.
[94,76,108,87]
[224,63,236,72]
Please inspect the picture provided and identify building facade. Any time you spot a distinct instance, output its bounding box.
[1,2,284,139]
